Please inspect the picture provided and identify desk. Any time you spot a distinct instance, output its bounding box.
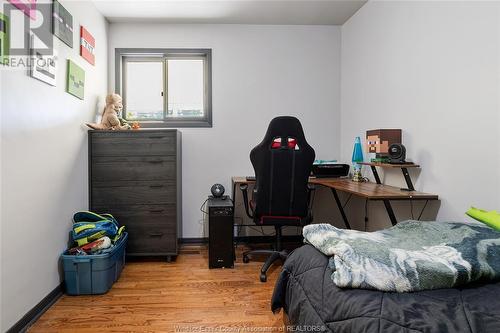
[232,177,438,228]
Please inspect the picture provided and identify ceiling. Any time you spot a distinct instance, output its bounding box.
[92,0,367,25]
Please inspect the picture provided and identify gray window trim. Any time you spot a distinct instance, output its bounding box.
[115,48,212,128]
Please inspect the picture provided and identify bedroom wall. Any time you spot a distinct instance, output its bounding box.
[107,24,343,237]
[340,1,500,230]
[0,0,109,330]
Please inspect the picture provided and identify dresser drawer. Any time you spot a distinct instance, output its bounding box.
[90,205,178,255]
[126,221,177,254]
[91,156,176,182]
[91,182,176,205]
[90,132,176,156]
[91,204,176,225]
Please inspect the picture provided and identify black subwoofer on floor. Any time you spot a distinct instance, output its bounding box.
[208,197,234,269]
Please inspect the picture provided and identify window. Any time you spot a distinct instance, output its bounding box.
[116,49,212,128]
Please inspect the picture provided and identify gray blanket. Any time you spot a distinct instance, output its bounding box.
[303,220,500,292]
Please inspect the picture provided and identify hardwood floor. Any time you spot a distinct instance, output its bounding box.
[29,245,284,332]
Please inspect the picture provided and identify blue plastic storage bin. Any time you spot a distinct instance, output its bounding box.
[61,232,128,295]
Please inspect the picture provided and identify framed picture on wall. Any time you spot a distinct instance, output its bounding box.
[29,33,57,86]
[7,0,37,20]
[53,0,73,48]
[0,12,9,65]
[80,26,95,65]
[66,59,85,99]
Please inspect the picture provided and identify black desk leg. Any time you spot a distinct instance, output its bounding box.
[401,167,415,191]
[371,166,382,184]
[331,188,351,229]
[232,181,237,204]
[383,200,398,226]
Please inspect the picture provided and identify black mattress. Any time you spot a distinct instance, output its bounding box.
[271,245,500,333]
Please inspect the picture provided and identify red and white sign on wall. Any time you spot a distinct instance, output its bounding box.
[80,26,95,65]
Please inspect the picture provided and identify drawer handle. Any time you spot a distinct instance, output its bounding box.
[149,185,164,189]
[148,160,163,164]
[149,232,164,237]
[148,136,166,139]
[149,209,165,213]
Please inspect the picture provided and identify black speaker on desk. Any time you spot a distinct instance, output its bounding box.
[208,197,234,269]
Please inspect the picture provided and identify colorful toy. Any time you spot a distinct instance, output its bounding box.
[86,94,131,130]
[466,207,500,231]
[366,129,402,162]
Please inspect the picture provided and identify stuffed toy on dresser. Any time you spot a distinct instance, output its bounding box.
[86,94,131,130]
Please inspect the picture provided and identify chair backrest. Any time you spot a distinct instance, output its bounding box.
[250,116,315,223]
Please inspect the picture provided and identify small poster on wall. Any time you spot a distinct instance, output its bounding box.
[80,26,95,65]
[0,13,9,65]
[29,33,57,86]
[53,0,73,48]
[7,0,37,20]
[66,59,85,99]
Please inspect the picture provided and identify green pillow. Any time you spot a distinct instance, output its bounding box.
[466,207,500,231]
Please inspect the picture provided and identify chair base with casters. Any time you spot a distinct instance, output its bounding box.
[240,183,314,282]
[242,226,288,282]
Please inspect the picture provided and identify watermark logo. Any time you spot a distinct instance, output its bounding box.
[2,1,54,70]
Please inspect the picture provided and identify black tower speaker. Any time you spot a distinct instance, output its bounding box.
[208,197,234,269]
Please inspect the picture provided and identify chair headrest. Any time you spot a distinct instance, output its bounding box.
[260,116,307,147]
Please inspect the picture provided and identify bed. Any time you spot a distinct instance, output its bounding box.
[271,244,500,333]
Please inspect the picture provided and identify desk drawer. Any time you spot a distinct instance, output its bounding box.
[91,156,176,182]
[90,132,176,157]
[91,182,176,206]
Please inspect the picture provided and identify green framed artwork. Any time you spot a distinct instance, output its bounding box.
[66,59,85,99]
[0,13,9,65]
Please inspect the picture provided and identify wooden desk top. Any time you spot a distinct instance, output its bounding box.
[232,177,438,200]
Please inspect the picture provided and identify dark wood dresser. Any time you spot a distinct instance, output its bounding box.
[88,130,182,261]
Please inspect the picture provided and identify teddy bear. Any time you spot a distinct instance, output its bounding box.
[86,94,131,130]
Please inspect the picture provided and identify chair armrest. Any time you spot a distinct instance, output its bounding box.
[239,184,254,219]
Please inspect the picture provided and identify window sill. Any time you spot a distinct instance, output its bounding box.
[134,120,212,128]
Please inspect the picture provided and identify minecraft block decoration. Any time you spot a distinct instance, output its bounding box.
[67,59,85,99]
[30,33,57,86]
[80,26,95,65]
[366,129,402,157]
[0,13,9,65]
[7,0,37,20]
[53,0,73,48]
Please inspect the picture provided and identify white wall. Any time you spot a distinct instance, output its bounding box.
[108,24,342,237]
[340,0,500,230]
[0,0,108,330]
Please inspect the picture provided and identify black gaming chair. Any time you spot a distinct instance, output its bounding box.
[240,116,316,282]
